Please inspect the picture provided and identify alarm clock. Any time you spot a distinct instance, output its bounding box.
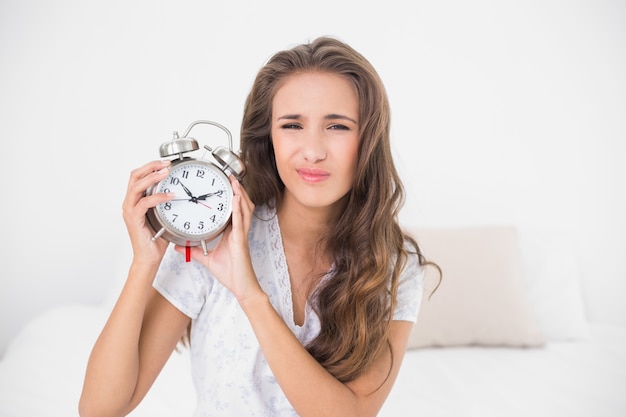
[145,120,246,255]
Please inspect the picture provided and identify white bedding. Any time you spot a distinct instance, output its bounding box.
[382,323,626,416]
[1,304,625,417]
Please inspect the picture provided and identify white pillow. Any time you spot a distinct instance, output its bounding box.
[407,226,545,349]
[517,228,589,341]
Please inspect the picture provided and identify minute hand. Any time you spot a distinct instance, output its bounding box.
[196,190,224,200]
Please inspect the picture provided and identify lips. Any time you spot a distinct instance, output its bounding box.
[297,167,330,183]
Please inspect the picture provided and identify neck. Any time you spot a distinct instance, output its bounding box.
[277,198,331,251]
[277,190,349,254]
[276,193,339,300]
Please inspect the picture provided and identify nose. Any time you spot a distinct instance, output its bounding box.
[302,130,327,163]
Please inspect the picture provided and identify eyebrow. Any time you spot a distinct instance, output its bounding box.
[276,114,358,124]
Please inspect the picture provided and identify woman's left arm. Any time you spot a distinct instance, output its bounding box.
[180,176,412,416]
[242,295,413,417]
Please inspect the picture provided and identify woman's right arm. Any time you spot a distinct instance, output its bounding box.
[79,160,191,417]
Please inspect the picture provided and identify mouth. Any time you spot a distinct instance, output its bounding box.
[297,168,330,183]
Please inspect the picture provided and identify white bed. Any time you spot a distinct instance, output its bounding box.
[386,323,626,416]
[1,227,625,417]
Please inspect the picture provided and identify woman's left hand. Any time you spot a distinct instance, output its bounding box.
[174,176,261,302]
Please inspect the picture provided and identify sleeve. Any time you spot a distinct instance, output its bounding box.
[392,251,424,322]
[153,245,214,319]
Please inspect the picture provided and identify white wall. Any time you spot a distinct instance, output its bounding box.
[1,0,624,355]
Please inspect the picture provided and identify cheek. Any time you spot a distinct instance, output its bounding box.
[271,137,294,178]
[339,141,360,177]
[271,137,287,165]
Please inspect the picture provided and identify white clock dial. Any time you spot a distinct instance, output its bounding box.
[153,161,232,240]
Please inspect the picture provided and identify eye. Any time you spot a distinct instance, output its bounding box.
[280,123,302,130]
[328,123,350,131]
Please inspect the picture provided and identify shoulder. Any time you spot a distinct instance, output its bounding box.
[392,236,423,285]
[153,245,215,319]
[397,249,423,296]
[392,239,425,322]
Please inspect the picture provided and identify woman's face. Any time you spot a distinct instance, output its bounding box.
[271,71,360,213]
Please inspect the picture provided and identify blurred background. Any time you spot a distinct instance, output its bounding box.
[0,0,624,356]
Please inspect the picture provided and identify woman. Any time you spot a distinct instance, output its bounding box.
[80,36,429,417]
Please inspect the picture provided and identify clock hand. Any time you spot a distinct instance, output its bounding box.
[178,181,195,199]
[196,190,224,200]
[170,198,211,209]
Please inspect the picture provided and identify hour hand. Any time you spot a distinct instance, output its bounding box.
[178,181,194,198]
[196,190,224,200]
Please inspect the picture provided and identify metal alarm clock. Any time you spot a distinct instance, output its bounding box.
[145,120,246,255]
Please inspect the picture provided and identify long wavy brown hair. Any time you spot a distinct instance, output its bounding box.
[239,36,433,383]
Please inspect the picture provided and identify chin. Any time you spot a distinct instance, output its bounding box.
[297,191,350,213]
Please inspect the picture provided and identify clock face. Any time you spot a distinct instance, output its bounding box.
[153,161,233,241]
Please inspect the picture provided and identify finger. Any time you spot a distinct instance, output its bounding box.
[128,162,171,197]
[124,179,170,223]
[240,186,255,214]
[136,192,175,213]
[125,160,170,206]
[135,159,171,179]
[127,160,170,189]
[237,194,253,233]
[123,193,174,234]
[123,161,169,210]
[230,194,244,235]
[230,176,254,216]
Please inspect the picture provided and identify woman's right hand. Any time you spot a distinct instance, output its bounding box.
[122,159,173,266]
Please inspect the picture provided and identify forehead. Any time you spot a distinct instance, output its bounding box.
[272,71,359,114]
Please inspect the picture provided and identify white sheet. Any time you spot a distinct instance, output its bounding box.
[381,324,626,417]
[1,305,625,417]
